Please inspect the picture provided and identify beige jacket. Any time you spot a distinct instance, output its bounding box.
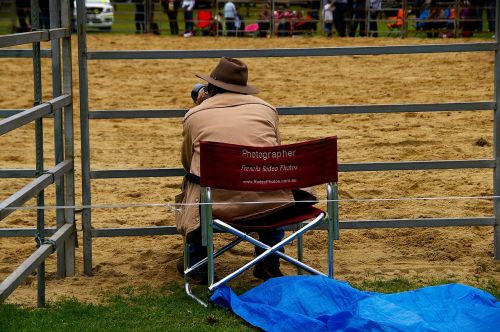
[176,92,294,236]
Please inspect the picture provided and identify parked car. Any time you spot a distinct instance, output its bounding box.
[74,0,114,30]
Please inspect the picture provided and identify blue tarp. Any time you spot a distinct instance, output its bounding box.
[211,276,500,332]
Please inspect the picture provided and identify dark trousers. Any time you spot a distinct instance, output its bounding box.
[333,2,347,37]
[167,10,179,35]
[184,9,193,33]
[349,7,366,37]
[226,18,236,36]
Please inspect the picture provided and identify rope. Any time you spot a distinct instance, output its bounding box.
[1,195,498,212]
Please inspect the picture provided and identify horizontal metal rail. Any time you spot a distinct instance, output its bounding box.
[0,223,73,302]
[0,110,54,118]
[87,43,496,60]
[0,228,56,237]
[0,49,51,58]
[0,160,73,221]
[87,102,494,119]
[0,28,70,48]
[89,159,494,180]
[0,169,38,178]
[89,216,495,237]
[0,94,71,135]
[340,159,495,172]
[92,226,177,237]
[91,168,185,179]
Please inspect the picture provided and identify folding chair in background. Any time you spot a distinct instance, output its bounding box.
[196,10,213,36]
[182,137,339,306]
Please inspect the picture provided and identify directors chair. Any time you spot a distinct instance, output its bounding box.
[183,137,339,306]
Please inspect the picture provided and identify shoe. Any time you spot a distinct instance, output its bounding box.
[253,261,284,281]
[176,257,210,285]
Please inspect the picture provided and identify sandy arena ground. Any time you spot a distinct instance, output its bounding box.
[1,35,500,306]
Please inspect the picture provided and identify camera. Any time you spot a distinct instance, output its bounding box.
[191,83,207,103]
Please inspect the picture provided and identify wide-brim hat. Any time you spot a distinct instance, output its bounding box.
[196,57,259,95]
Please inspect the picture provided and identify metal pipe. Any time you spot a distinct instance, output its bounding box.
[49,0,66,279]
[61,0,76,277]
[30,0,45,309]
[494,0,500,260]
[76,0,93,276]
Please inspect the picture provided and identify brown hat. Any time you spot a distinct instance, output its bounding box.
[196,57,259,95]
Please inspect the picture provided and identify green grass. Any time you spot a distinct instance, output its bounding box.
[1,277,498,331]
[0,284,256,332]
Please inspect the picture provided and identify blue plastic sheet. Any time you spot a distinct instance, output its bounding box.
[211,276,500,332]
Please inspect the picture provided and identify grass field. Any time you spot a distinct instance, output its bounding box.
[1,276,498,331]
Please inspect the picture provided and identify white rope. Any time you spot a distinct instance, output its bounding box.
[1,195,498,211]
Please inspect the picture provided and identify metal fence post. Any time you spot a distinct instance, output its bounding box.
[61,0,76,277]
[76,0,93,276]
[50,0,66,280]
[30,0,45,308]
[494,0,500,260]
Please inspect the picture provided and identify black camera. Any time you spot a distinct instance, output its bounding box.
[191,83,207,103]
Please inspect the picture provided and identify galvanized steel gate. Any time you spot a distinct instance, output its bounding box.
[0,0,76,306]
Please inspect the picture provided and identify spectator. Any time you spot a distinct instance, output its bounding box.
[134,0,146,33]
[162,0,180,35]
[349,0,367,37]
[182,0,195,37]
[177,57,300,284]
[333,0,348,37]
[369,0,381,37]
[224,0,237,36]
[484,0,495,33]
[16,0,31,32]
[258,2,271,37]
[323,0,334,37]
[39,0,50,29]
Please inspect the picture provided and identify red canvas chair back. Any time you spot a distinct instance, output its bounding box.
[197,10,212,29]
[200,137,338,191]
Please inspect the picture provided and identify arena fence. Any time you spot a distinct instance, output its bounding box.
[76,1,500,277]
[0,0,76,307]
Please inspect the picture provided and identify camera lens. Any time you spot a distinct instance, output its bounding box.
[191,83,206,102]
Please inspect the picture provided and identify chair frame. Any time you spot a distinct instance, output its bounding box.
[182,138,339,306]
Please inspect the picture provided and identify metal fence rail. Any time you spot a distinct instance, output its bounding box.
[0,0,75,307]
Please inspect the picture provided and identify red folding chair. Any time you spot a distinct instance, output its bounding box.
[182,137,339,306]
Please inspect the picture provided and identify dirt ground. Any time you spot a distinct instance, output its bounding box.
[1,34,499,306]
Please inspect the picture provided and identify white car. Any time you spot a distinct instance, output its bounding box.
[75,0,114,30]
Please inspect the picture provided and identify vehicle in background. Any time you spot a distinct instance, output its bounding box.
[74,0,114,30]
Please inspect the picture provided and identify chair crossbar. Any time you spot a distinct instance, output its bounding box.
[209,214,326,292]
[184,235,248,276]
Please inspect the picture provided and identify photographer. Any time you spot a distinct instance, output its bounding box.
[176,57,294,284]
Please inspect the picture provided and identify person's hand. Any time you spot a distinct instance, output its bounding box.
[196,88,208,105]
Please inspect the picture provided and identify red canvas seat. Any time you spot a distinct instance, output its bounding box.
[181,137,339,306]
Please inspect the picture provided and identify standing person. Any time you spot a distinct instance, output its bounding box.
[39,0,50,29]
[369,0,381,37]
[349,0,366,37]
[177,57,299,284]
[333,0,348,37]
[182,0,195,37]
[224,0,237,36]
[16,0,31,32]
[162,0,179,35]
[484,0,495,33]
[134,0,146,33]
[258,2,271,37]
[323,0,335,37]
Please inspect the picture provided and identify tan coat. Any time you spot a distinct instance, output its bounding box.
[176,92,294,236]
